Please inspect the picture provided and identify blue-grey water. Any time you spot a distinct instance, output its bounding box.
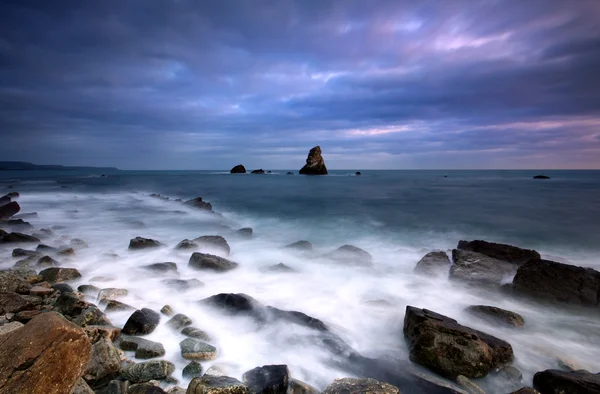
[1,169,599,392]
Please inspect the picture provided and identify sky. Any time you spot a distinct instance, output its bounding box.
[1,0,600,170]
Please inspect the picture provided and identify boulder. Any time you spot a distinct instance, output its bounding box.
[0,291,36,314]
[325,245,372,266]
[533,369,600,393]
[230,165,247,174]
[180,338,218,360]
[323,378,399,394]
[251,169,265,174]
[160,305,174,316]
[355,172,361,176]
[121,360,175,383]
[184,197,213,211]
[71,238,89,248]
[104,300,136,312]
[237,228,253,238]
[78,284,100,296]
[533,175,550,179]
[414,251,451,275]
[143,262,178,272]
[299,146,328,175]
[194,235,231,255]
[163,278,205,291]
[37,255,60,267]
[98,288,129,302]
[12,248,41,258]
[403,306,513,378]
[465,305,525,328]
[39,267,82,283]
[189,252,238,272]
[119,336,166,359]
[83,337,122,388]
[176,239,198,250]
[0,271,33,293]
[510,259,600,307]
[457,240,540,265]
[286,172,294,175]
[122,308,160,335]
[0,312,92,394]
[0,201,20,219]
[51,283,74,293]
[129,237,162,250]
[285,240,313,251]
[166,313,193,330]
[183,361,204,379]
[0,232,40,243]
[450,249,516,285]
[13,309,42,323]
[187,375,249,394]
[37,243,58,252]
[181,327,211,341]
[243,365,290,394]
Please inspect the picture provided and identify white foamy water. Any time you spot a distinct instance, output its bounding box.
[2,190,600,393]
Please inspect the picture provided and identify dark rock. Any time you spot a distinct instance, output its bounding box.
[57,247,75,256]
[263,263,296,273]
[175,239,198,249]
[450,249,516,285]
[0,312,92,394]
[123,308,160,335]
[285,240,313,251]
[39,267,82,283]
[251,169,265,174]
[414,251,451,275]
[12,255,39,269]
[194,235,231,255]
[201,293,261,315]
[403,306,514,378]
[37,243,58,252]
[166,313,193,330]
[286,172,294,175]
[243,365,290,394]
[121,360,175,383]
[511,259,600,307]
[74,305,113,327]
[0,292,35,314]
[183,197,213,211]
[183,361,204,379]
[181,326,211,341]
[105,300,136,312]
[510,389,539,394]
[187,375,249,394]
[142,262,177,272]
[12,212,38,220]
[4,192,19,199]
[99,380,129,394]
[162,278,205,291]
[37,255,60,267]
[51,283,75,293]
[299,146,328,175]
[326,245,373,266]
[533,369,600,393]
[457,240,540,265]
[180,338,218,360]
[533,175,550,179]
[83,337,122,388]
[465,305,525,327]
[355,172,361,176]
[231,164,247,174]
[129,237,162,250]
[323,378,400,394]
[12,248,41,258]
[189,252,238,272]
[128,382,167,394]
[78,284,100,296]
[72,378,95,394]
[0,232,40,243]
[52,292,87,316]
[119,336,166,359]
[160,305,174,316]
[0,196,11,205]
[0,201,20,219]
[237,227,253,238]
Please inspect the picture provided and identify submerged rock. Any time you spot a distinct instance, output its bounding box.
[263,263,296,273]
[183,361,204,379]
[325,245,373,266]
[37,255,60,267]
[457,240,540,265]
[162,278,205,291]
[533,369,600,393]
[121,360,175,383]
[129,237,162,250]
[194,235,231,255]
[180,338,218,360]
[184,197,213,211]
[0,232,40,243]
[12,248,41,258]
[450,249,516,285]
[251,169,265,174]
[237,227,253,238]
[243,365,290,394]
[414,251,451,275]
[189,252,238,272]
[175,239,198,250]
[188,375,249,394]
[231,164,247,174]
[181,326,211,341]
[533,175,550,179]
[122,308,161,335]
[78,284,100,296]
[166,313,193,330]
[285,240,313,251]
[299,146,328,175]
[142,262,177,272]
[323,378,400,394]
[465,305,525,328]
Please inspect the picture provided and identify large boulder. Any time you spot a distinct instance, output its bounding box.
[184,197,213,211]
[243,365,290,394]
[414,251,451,275]
[231,165,247,174]
[189,252,238,272]
[323,378,400,394]
[510,259,600,307]
[465,305,525,328]
[403,306,513,378]
[194,235,231,256]
[0,312,92,394]
[457,240,540,265]
[0,232,40,243]
[0,201,20,219]
[325,245,372,266]
[187,375,250,394]
[129,237,162,250]
[299,146,328,175]
[450,249,516,285]
[533,369,600,393]
[122,308,160,335]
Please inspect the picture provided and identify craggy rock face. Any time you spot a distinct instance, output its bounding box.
[323,378,400,394]
[299,146,328,175]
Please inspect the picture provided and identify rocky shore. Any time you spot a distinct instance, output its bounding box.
[1,191,599,394]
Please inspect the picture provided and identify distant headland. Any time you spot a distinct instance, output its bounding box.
[0,161,119,171]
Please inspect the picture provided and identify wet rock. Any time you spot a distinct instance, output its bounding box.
[200,293,261,315]
[299,146,328,175]
[511,259,600,307]
[129,237,162,250]
[83,325,122,343]
[450,249,516,285]
[533,175,550,179]
[0,231,40,243]
[0,201,20,219]
[161,305,174,316]
[74,305,113,327]
[52,282,75,293]
[243,365,290,394]
[71,238,89,248]
[323,378,399,394]
[99,380,129,394]
[194,235,231,255]
[533,369,600,393]
[230,164,247,174]
[143,262,178,272]
[39,267,82,283]
[510,389,539,394]
[58,246,76,256]
[78,284,100,296]
[285,240,313,251]
[184,197,213,211]
[237,227,253,238]
[105,300,136,312]
[98,288,129,302]
[162,278,204,290]
[72,378,95,394]
[457,240,540,265]
[0,291,35,314]
[183,361,204,379]
[404,306,514,378]
[128,382,167,394]
[167,387,187,394]
[37,243,58,252]
[465,305,525,327]
[181,326,211,341]
[176,239,198,249]
[180,338,218,360]
[83,337,122,388]
[0,312,92,394]
[414,251,451,275]
[290,379,319,394]
[263,263,296,273]
[189,252,238,272]
[188,375,249,394]
[120,336,166,359]
[166,313,193,330]
[251,169,266,174]
[0,321,24,338]
[0,271,32,293]
[121,360,176,383]
[123,308,160,335]
[325,245,373,266]
[12,248,41,258]
[37,255,60,267]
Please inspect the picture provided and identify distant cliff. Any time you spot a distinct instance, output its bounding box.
[0,161,119,171]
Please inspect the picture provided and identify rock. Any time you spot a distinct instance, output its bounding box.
[37,243,58,252]
[187,375,249,394]
[12,248,41,258]
[290,379,319,394]
[72,378,95,394]
[143,262,178,272]
[237,228,253,238]
[533,175,550,179]
[533,369,600,393]
[299,146,328,175]
[37,255,60,267]
[355,172,361,176]
[509,389,539,394]
[285,240,313,251]
[83,325,122,343]
[176,239,198,249]
[98,288,129,302]
[251,169,265,174]
[557,357,586,372]
[230,165,247,174]
[121,360,176,383]
[52,283,75,293]
[511,259,600,307]
[243,365,290,394]
[99,380,129,394]
[0,321,24,338]
[39,267,82,283]
[403,306,514,378]
[13,309,41,323]
[83,337,122,388]
[71,238,89,248]
[184,197,213,211]
[456,376,485,394]
[163,278,205,291]
[0,232,40,243]
[0,271,33,293]
[181,327,211,341]
[286,172,293,175]
[323,378,399,394]
[450,249,516,285]
[263,263,296,273]
[180,338,218,360]
[183,361,204,379]
[465,305,525,327]
[414,251,451,275]
[119,336,166,359]
[123,308,161,335]
[194,235,231,255]
[204,365,228,378]
[457,240,540,265]
[161,305,174,316]
[167,387,187,394]
[78,284,100,296]
[128,382,167,394]
[189,252,238,272]
[166,313,193,330]
[0,312,92,394]
[105,300,136,312]
[0,201,20,219]
[58,247,76,256]
[325,245,373,266]
[0,291,35,314]
[129,237,162,250]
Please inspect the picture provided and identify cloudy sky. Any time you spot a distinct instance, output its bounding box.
[1,0,600,169]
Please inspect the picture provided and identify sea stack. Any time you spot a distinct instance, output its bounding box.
[230,165,246,174]
[299,146,328,175]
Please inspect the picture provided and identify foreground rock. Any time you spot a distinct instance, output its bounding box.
[325,245,373,266]
[510,259,600,307]
[243,365,290,394]
[123,308,160,335]
[0,271,32,293]
[0,201,20,219]
[0,291,36,314]
[194,235,231,255]
[129,237,162,250]
[299,146,328,175]
[457,240,540,265]
[83,337,121,388]
[533,369,600,393]
[323,378,400,394]
[188,375,249,394]
[414,251,451,275]
[189,252,238,272]
[230,165,246,174]
[121,360,175,383]
[0,312,92,394]
[465,305,525,328]
[404,306,513,378]
[450,249,516,285]
[184,197,213,211]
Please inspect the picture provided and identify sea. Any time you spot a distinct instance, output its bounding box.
[1,169,599,392]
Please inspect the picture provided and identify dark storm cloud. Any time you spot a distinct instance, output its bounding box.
[0,0,599,169]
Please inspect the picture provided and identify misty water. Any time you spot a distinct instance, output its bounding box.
[2,169,600,393]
